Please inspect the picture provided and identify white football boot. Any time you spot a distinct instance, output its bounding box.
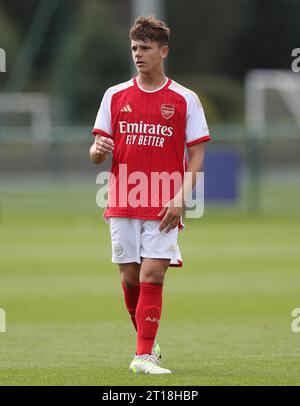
[129,354,172,375]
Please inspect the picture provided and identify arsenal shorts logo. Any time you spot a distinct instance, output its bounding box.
[161,104,175,120]
[113,243,124,257]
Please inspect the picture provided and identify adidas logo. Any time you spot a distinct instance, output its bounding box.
[121,104,132,112]
[167,242,177,252]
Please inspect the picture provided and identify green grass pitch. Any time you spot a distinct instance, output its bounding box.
[0,181,300,386]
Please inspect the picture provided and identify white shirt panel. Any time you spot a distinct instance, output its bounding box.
[169,81,210,145]
[93,88,113,136]
[93,79,134,136]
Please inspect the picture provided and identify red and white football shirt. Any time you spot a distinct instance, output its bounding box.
[92,77,211,220]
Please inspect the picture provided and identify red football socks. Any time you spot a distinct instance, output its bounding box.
[121,282,140,331]
[135,282,163,355]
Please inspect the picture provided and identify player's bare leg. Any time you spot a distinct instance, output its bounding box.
[119,262,140,288]
[139,258,169,284]
[129,258,171,374]
[119,263,140,331]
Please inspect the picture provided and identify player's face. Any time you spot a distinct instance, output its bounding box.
[131,40,168,74]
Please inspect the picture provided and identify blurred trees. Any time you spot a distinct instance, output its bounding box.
[60,0,130,123]
[0,0,130,123]
[166,0,300,78]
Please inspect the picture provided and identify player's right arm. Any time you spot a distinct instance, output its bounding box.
[89,135,114,164]
[90,87,114,164]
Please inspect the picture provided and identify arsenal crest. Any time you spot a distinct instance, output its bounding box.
[161,104,175,120]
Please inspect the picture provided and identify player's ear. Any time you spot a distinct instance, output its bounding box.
[160,45,169,59]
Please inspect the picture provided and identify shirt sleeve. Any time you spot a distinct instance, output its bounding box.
[92,88,112,137]
[185,92,211,147]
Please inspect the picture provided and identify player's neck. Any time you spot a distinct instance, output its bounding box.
[137,71,167,92]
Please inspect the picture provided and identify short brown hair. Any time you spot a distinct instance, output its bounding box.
[130,16,170,46]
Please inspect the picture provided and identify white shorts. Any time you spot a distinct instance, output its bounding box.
[108,217,182,267]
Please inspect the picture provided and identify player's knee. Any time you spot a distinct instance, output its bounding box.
[119,265,140,288]
[140,272,164,284]
[122,276,140,289]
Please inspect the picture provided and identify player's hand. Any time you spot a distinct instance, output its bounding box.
[95,136,114,155]
[158,200,183,233]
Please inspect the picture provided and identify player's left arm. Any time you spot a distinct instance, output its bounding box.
[159,91,209,232]
[183,142,205,196]
[158,142,205,233]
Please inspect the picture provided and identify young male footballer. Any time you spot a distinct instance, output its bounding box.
[90,16,210,374]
